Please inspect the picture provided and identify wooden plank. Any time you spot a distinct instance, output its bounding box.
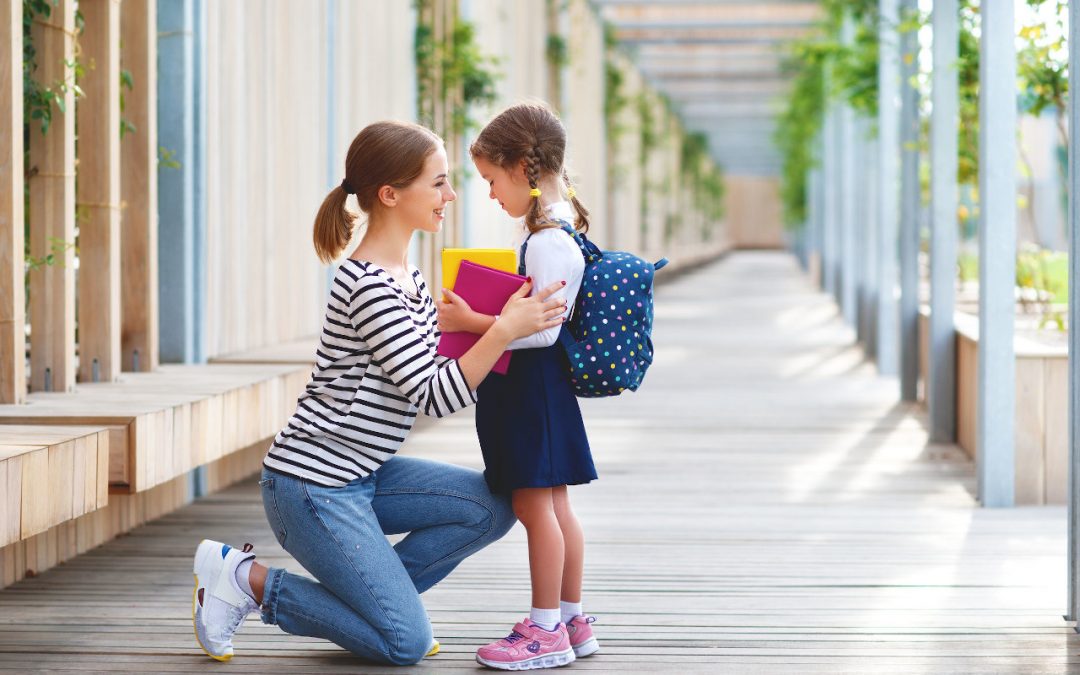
[19,449,49,539]
[76,0,122,384]
[1014,358,1046,504]
[27,0,76,393]
[119,0,158,373]
[1044,356,1068,504]
[0,454,19,547]
[0,0,24,405]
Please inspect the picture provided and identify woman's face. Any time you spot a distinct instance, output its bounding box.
[396,145,456,233]
[472,155,531,218]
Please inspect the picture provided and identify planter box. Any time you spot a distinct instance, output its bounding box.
[918,308,1067,505]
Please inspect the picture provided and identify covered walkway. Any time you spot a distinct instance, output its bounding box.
[0,252,1070,673]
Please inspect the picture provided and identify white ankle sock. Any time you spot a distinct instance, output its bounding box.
[560,600,583,624]
[234,558,256,601]
[529,607,560,631]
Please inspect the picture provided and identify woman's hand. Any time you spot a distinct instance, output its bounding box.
[437,289,477,334]
[495,279,567,340]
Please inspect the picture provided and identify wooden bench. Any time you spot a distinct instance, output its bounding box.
[0,425,110,548]
[0,363,310,493]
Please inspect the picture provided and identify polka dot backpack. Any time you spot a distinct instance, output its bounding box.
[519,220,668,397]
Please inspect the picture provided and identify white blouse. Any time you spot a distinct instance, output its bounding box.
[506,201,586,351]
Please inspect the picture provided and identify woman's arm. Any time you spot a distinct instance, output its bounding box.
[351,273,565,415]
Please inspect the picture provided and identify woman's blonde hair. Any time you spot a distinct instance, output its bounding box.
[469,102,590,234]
[313,121,442,263]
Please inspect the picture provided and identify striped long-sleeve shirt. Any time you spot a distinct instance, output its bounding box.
[264,260,476,486]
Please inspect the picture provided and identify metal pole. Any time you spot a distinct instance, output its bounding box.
[839,15,858,328]
[929,0,958,442]
[898,0,920,402]
[1065,0,1080,623]
[976,0,1016,507]
[876,0,900,376]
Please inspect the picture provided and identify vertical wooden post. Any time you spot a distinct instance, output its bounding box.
[28,0,76,393]
[120,0,158,372]
[0,0,24,404]
[976,0,1016,507]
[929,0,958,442]
[77,0,122,384]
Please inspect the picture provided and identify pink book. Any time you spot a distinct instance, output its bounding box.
[437,260,527,375]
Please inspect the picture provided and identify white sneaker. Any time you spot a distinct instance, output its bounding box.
[192,539,259,661]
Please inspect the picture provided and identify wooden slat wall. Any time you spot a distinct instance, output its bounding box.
[27,0,76,393]
[566,0,608,245]
[204,0,328,359]
[120,0,158,372]
[608,50,644,252]
[461,0,549,251]
[77,0,122,384]
[0,0,23,404]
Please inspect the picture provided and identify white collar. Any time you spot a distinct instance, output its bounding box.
[544,200,574,222]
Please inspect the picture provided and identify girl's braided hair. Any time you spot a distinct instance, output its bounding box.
[470,102,589,234]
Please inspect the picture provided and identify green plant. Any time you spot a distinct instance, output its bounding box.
[414,1,500,137]
[119,68,135,138]
[23,0,84,136]
[158,146,181,169]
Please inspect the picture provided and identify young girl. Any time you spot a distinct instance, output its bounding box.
[190,121,569,666]
[437,103,599,670]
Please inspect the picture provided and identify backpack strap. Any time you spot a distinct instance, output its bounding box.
[518,219,600,276]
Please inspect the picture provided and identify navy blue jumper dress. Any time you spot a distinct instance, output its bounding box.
[475,221,597,495]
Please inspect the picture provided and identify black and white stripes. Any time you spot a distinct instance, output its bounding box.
[265,260,476,487]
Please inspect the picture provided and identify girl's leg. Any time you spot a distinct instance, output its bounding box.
[512,487,564,611]
[257,469,433,666]
[551,485,584,604]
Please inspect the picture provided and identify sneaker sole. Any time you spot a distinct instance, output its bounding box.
[572,637,599,658]
[476,647,575,670]
[192,540,232,662]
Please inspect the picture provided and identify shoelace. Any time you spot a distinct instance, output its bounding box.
[223,596,257,638]
[502,630,526,645]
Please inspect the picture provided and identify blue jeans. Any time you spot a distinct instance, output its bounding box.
[257,457,515,665]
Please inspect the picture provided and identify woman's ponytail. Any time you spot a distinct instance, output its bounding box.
[313,185,357,264]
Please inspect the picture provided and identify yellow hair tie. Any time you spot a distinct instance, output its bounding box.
[566,187,576,199]
[529,187,542,198]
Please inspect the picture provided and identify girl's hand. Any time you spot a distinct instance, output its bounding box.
[437,289,477,333]
[495,280,567,340]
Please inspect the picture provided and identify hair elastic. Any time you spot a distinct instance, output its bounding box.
[340,178,354,195]
[529,187,542,198]
[566,187,576,199]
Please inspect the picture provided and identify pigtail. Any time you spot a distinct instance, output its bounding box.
[313,185,358,263]
[562,169,590,234]
[524,146,545,233]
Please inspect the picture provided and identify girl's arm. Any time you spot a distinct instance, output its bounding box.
[505,231,583,350]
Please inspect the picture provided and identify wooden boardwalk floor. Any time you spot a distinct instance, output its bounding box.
[0,252,1075,673]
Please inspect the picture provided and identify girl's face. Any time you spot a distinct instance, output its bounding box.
[397,145,456,233]
[472,155,531,218]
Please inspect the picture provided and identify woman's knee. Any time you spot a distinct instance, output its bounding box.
[384,617,433,665]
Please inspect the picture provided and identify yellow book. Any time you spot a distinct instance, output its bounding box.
[441,248,518,293]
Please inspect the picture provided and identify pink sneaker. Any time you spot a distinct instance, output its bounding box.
[565,615,599,657]
[475,619,576,670]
